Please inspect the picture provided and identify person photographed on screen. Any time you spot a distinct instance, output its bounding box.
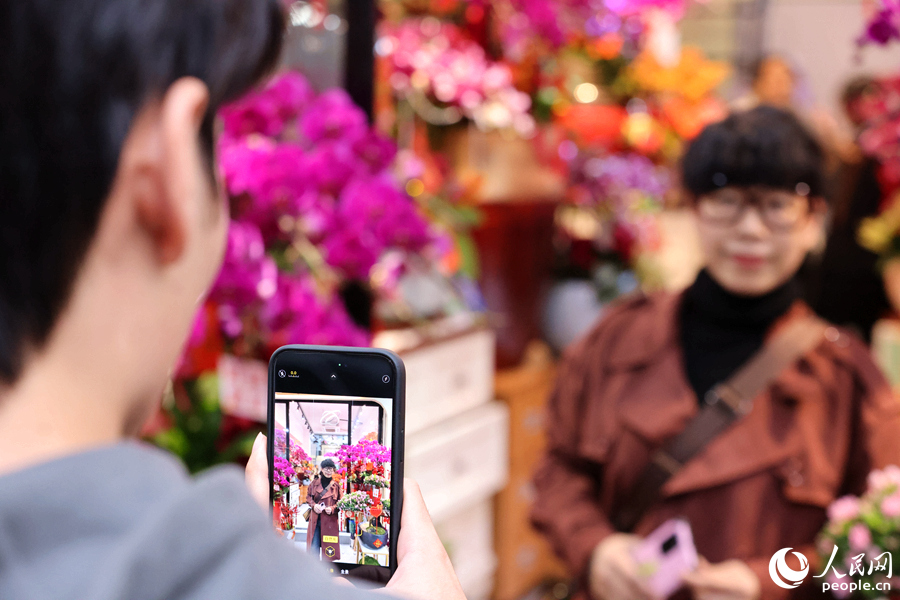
[0,2,463,600]
[307,459,343,560]
[531,106,900,600]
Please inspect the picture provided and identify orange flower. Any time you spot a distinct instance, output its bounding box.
[557,104,628,148]
[661,96,728,140]
[588,33,624,61]
[629,47,730,103]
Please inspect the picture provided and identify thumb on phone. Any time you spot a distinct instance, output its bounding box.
[245,433,269,509]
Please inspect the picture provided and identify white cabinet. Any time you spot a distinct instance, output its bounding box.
[381,328,507,600]
[406,401,509,523]
[435,500,499,600]
[401,329,496,434]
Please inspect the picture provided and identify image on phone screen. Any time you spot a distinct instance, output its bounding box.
[268,348,402,582]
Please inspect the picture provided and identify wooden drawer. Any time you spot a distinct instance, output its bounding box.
[406,401,510,523]
[493,474,568,600]
[435,500,498,600]
[401,329,496,435]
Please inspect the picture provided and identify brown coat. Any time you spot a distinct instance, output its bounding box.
[531,292,900,600]
[306,476,343,560]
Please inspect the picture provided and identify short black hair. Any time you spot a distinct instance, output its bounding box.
[0,0,284,383]
[681,106,825,199]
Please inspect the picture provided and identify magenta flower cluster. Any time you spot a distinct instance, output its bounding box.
[183,71,437,361]
[858,0,900,46]
[219,72,433,280]
[273,455,297,489]
[329,439,392,467]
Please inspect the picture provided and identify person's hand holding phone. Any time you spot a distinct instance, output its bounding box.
[379,479,465,600]
[245,435,466,600]
[590,533,652,600]
[682,558,760,600]
[315,504,325,514]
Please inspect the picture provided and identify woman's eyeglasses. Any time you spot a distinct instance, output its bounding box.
[696,186,811,230]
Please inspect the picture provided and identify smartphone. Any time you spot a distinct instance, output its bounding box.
[632,518,699,599]
[267,345,405,584]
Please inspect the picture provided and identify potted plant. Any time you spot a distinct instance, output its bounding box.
[361,524,389,551]
[273,456,296,530]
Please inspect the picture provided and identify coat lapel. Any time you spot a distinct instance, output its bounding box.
[613,298,832,502]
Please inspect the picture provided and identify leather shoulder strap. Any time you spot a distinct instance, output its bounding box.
[612,314,828,532]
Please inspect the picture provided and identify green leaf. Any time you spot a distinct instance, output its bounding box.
[455,233,480,279]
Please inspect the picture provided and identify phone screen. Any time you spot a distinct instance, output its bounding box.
[268,347,403,583]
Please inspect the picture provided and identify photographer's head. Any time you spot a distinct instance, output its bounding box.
[0,0,282,465]
[682,106,827,297]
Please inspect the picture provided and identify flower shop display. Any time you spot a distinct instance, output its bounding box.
[273,455,297,500]
[856,77,900,195]
[275,430,316,484]
[379,18,535,136]
[329,439,392,496]
[373,0,728,357]
[853,76,900,313]
[273,455,298,531]
[149,71,448,472]
[543,44,726,348]
[817,466,900,598]
[542,151,669,351]
[335,491,389,560]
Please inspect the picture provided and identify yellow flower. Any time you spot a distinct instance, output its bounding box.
[859,216,895,253]
[858,192,900,254]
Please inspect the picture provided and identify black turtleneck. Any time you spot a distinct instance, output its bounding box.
[679,269,801,402]
[320,475,332,491]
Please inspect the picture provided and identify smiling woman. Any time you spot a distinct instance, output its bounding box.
[530,106,900,600]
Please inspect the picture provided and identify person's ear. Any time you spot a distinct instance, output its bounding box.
[135,77,211,265]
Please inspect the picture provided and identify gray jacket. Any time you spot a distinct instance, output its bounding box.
[0,442,382,600]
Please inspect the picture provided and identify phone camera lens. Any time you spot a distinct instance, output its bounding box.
[278,369,286,378]
[382,375,391,383]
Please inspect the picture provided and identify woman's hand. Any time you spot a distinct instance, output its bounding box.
[682,559,761,600]
[325,506,333,515]
[314,504,325,514]
[589,533,651,600]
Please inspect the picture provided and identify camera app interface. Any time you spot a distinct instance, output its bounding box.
[272,393,393,569]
